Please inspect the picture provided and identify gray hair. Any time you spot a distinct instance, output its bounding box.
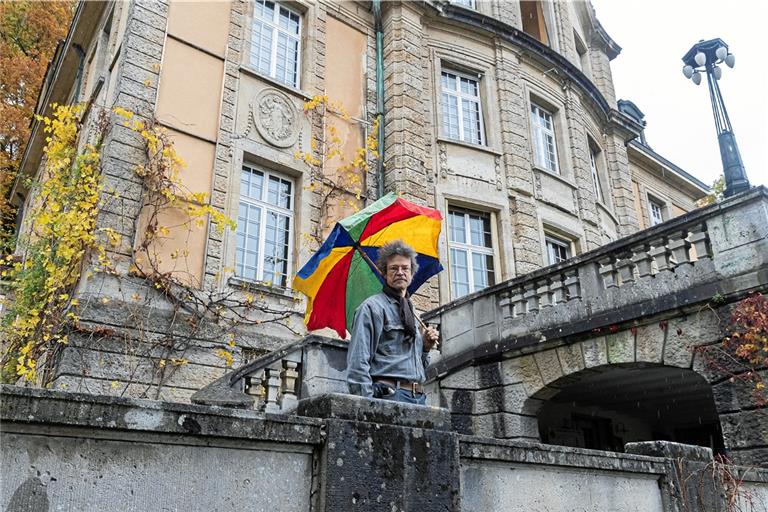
[376,240,419,276]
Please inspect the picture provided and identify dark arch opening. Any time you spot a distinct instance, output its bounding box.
[537,364,725,455]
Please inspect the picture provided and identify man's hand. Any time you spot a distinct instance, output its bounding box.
[422,325,440,352]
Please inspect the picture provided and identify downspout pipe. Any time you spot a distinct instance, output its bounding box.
[373,0,385,199]
[72,44,86,104]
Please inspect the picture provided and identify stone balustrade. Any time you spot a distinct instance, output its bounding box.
[244,357,301,413]
[423,187,768,376]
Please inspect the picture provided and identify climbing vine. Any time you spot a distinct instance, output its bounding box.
[1,93,377,397]
[1,104,108,383]
[295,95,379,246]
[696,292,768,405]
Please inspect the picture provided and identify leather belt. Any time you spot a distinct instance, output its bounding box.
[375,378,424,394]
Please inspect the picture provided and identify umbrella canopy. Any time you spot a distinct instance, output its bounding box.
[293,193,443,338]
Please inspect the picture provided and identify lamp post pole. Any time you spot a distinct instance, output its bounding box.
[682,38,750,197]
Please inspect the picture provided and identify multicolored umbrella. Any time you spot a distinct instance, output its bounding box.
[293,193,443,338]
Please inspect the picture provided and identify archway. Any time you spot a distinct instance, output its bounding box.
[536,364,725,455]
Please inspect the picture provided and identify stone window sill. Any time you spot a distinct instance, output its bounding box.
[533,165,578,189]
[437,136,503,156]
[228,276,300,301]
[239,65,313,102]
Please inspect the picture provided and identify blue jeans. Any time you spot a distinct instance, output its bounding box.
[380,388,427,405]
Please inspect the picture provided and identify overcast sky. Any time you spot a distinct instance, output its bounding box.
[590,0,767,188]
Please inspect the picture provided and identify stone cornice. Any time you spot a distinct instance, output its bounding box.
[422,1,615,124]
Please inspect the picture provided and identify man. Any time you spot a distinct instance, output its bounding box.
[346,240,440,405]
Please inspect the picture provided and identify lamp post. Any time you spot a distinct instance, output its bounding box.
[682,38,750,197]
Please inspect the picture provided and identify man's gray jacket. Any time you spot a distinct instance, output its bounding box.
[346,292,429,398]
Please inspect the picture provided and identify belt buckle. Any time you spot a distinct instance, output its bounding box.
[411,382,417,394]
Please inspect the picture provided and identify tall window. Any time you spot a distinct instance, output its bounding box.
[531,102,559,173]
[448,208,495,298]
[441,69,484,145]
[451,0,476,8]
[648,197,665,226]
[545,234,571,265]
[520,1,551,45]
[236,165,294,287]
[249,0,301,88]
[589,147,603,203]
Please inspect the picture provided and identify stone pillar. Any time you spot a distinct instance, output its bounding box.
[494,43,543,275]
[297,393,460,511]
[604,131,639,235]
[625,441,727,512]
[381,2,429,204]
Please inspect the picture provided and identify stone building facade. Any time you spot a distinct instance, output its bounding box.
[10,0,715,421]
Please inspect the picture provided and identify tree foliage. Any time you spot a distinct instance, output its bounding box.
[696,175,726,207]
[0,0,75,252]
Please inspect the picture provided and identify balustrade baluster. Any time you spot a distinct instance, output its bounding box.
[689,224,711,260]
[649,238,672,273]
[631,244,653,278]
[598,257,618,289]
[667,231,692,267]
[537,281,552,308]
[564,269,580,300]
[523,285,539,314]
[615,254,635,286]
[264,367,281,413]
[550,277,567,304]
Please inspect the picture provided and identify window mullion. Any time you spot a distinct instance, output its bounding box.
[270,16,279,80]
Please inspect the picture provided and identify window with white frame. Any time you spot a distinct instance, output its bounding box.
[545,234,571,265]
[531,102,559,173]
[441,69,485,145]
[448,208,495,299]
[236,164,294,287]
[249,0,301,88]
[648,197,665,226]
[589,146,604,203]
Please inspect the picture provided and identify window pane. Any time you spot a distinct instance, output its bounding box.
[250,21,274,76]
[442,71,457,91]
[460,77,478,96]
[267,175,292,208]
[254,0,275,21]
[241,167,264,200]
[442,93,459,139]
[450,248,470,298]
[448,210,466,243]
[236,202,262,280]
[278,7,300,34]
[276,32,299,86]
[471,252,488,291]
[461,98,481,145]
[263,211,290,286]
[468,214,484,246]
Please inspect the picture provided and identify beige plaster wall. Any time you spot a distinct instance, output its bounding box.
[167,1,230,58]
[156,37,224,142]
[323,16,368,226]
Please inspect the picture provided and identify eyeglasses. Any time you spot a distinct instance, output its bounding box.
[387,265,411,274]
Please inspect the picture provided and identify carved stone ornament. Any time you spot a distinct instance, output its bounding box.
[252,88,299,148]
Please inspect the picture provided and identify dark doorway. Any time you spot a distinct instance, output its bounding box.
[538,364,725,455]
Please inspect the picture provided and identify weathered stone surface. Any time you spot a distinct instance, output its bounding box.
[607,329,635,364]
[473,412,539,439]
[321,418,460,511]
[557,343,585,375]
[297,393,452,431]
[664,311,722,368]
[582,336,608,368]
[635,323,665,364]
[533,349,563,386]
[503,355,543,396]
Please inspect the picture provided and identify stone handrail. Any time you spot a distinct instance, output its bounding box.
[192,335,348,410]
[423,186,768,378]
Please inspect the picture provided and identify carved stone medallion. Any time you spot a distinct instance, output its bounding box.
[252,88,299,148]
